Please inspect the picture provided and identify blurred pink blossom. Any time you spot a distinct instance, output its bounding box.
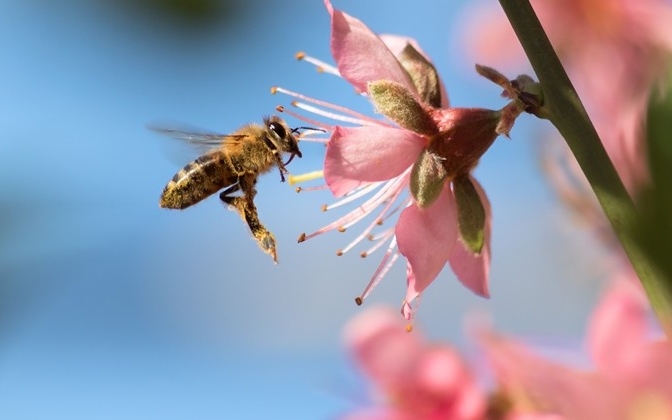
[343,307,486,420]
[460,0,672,194]
[479,279,672,419]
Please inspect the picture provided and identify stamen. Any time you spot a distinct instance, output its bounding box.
[301,186,390,241]
[288,170,324,185]
[292,101,375,126]
[337,183,404,256]
[376,196,408,225]
[338,173,408,230]
[295,51,340,76]
[359,239,400,302]
[296,185,329,193]
[401,296,421,322]
[273,86,387,126]
[276,104,334,135]
[361,228,394,257]
[323,182,381,211]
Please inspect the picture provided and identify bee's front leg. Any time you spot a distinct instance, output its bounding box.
[273,151,289,183]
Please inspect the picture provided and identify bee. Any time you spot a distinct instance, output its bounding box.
[153,115,306,263]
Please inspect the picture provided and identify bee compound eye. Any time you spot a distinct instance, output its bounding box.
[269,121,287,139]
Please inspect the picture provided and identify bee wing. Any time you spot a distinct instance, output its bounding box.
[149,123,249,155]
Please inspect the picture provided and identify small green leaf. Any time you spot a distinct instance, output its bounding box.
[410,148,448,207]
[453,175,485,254]
[367,80,436,136]
[397,44,442,108]
[634,69,672,289]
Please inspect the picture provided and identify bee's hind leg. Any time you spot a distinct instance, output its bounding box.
[220,175,278,263]
[218,182,241,204]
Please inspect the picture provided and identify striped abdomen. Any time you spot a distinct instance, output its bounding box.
[160,152,235,209]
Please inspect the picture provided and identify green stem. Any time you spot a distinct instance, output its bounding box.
[498,0,672,332]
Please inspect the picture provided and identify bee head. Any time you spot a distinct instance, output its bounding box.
[265,116,303,168]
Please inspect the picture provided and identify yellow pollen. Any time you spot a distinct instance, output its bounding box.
[290,100,299,107]
[297,233,307,243]
[338,226,346,233]
[276,105,285,112]
[295,51,306,60]
[405,324,413,333]
[270,86,278,94]
[336,250,343,256]
[355,296,363,306]
[295,187,302,193]
[288,170,324,186]
[316,66,324,73]
[320,204,328,212]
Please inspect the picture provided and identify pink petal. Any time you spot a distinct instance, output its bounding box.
[324,0,416,95]
[414,346,471,396]
[396,184,458,302]
[448,176,491,298]
[324,125,425,197]
[587,278,651,382]
[341,409,408,420]
[456,4,525,74]
[478,329,620,419]
[343,306,421,389]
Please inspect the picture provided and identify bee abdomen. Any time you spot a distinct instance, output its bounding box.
[160,152,233,209]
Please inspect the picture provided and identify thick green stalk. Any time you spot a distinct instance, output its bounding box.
[498,0,672,331]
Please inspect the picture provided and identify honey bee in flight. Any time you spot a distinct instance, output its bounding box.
[153,115,308,262]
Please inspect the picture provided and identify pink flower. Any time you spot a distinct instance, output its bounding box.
[343,306,486,420]
[277,0,527,320]
[478,278,672,419]
[460,0,672,194]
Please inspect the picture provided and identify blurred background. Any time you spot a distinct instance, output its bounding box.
[0,0,608,418]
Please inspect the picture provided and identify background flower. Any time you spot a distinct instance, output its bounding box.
[343,306,486,420]
[479,278,672,419]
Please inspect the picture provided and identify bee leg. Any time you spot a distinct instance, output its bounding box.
[218,183,241,203]
[273,152,289,183]
[222,175,278,263]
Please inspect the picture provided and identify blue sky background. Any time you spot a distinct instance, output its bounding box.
[0,0,610,418]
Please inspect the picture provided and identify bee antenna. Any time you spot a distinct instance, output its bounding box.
[291,126,326,134]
